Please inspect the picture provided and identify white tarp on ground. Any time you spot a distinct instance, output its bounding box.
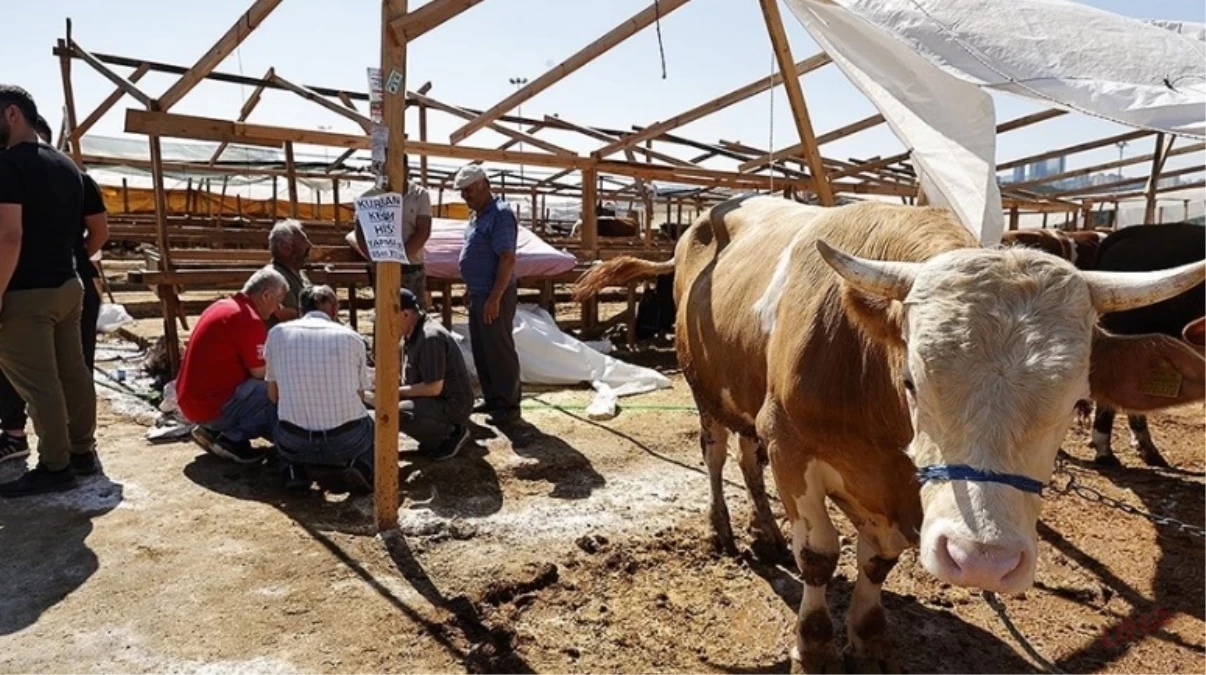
[784,0,1206,245]
[450,305,672,417]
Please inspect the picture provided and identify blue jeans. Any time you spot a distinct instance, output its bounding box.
[201,379,277,443]
[275,416,374,470]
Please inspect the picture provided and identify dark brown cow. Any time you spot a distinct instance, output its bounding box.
[1000,229,1109,270]
[573,195,1205,671]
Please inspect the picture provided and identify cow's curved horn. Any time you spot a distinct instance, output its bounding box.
[816,240,918,301]
[1083,260,1206,314]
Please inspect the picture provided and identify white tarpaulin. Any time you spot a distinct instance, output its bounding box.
[450,305,672,417]
[783,0,1206,245]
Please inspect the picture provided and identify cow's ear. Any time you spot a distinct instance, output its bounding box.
[1182,317,1206,350]
[842,286,905,349]
[1090,330,1206,411]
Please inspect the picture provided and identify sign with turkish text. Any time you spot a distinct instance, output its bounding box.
[354,192,408,264]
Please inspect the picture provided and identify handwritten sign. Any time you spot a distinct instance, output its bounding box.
[355,192,408,264]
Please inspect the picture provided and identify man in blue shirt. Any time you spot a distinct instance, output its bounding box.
[453,164,521,425]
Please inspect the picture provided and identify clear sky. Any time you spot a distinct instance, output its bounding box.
[8,0,1205,185]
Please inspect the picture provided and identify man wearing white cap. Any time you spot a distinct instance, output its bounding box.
[452,163,521,425]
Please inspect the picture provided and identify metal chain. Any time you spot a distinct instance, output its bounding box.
[1049,458,1206,540]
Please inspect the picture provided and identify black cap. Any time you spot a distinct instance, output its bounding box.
[400,288,420,312]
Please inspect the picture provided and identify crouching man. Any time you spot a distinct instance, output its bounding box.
[399,289,473,460]
[264,285,374,493]
[179,268,287,463]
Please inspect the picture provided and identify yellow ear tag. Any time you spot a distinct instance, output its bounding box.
[1138,359,1182,399]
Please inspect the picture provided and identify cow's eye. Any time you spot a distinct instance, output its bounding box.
[903,379,916,394]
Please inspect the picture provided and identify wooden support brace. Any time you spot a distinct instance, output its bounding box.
[75,62,152,140]
[271,71,375,132]
[390,0,487,41]
[449,0,694,143]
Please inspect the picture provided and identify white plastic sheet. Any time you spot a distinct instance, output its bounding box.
[96,303,135,333]
[783,0,1206,245]
[450,305,672,414]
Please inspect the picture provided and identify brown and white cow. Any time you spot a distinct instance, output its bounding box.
[572,195,1205,671]
[1000,228,1109,270]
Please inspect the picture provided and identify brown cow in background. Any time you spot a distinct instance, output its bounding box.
[1001,228,1111,270]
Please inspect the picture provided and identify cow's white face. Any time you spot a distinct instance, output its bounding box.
[817,241,1206,594]
[900,249,1092,592]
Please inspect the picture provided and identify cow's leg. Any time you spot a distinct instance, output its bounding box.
[701,414,737,555]
[1090,404,1121,467]
[845,533,904,674]
[737,434,790,564]
[1128,414,1169,467]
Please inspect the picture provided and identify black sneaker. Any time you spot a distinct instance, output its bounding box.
[472,401,493,414]
[192,427,265,464]
[281,463,311,492]
[428,426,470,462]
[0,433,30,464]
[0,465,77,497]
[486,409,521,426]
[341,459,374,495]
[70,451,102,476]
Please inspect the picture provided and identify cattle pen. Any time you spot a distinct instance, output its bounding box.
[2,1,1204,674]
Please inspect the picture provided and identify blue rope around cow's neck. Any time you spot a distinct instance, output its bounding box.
[917,464,1046,495]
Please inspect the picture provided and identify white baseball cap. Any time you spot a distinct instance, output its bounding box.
[452,163,488,190]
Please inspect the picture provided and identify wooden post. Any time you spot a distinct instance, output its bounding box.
[418,101,429,185]
[1080,200,1092,231]
[1008,205,1019,231]
[1143,133,1171,225]
[122,178,130,213]
[581,167,598,258]
[374,0,408,532]
[271,176,278,217]
[149,135,181,374]
[284,140,299,219]
[531,189,539,230]
[333,178,342,226]
[757,0,835,205]
[57,33,83,165]
[1041,212,1048,229]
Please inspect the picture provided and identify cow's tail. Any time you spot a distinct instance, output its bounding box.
[571,256,675,302]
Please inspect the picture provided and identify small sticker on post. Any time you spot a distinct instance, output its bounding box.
[1138,359,1182,399]
[386,69,403,95]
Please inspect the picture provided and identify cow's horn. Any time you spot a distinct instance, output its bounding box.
[1083,260,1206,314]
[816,240,917,301]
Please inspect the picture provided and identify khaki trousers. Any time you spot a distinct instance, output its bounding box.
[0,279,97,471]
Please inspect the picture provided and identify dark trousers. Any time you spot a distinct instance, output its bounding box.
[401,398,470,448]
[0,277,99,432]
[467,284,521,414]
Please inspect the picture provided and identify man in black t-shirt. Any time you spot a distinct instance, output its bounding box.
[0,116,108,464]
[0,85,100,496]
[398,289,473,461]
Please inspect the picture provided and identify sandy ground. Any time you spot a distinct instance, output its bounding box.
[1,339,1203,673]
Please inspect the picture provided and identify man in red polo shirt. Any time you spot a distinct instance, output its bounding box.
[178,268,288,463]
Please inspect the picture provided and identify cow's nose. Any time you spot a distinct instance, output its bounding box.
[936,534,1026,592]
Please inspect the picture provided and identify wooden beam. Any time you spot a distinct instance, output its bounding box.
[1093,179,1206,202]
[271,71,375,132]
[581,168,599,255]
[327,147,359,172]
[997,129,1154,172]
[597,51,830,158]
[57,33,83,165]
[157,0,285,111]
[1144,133,1173,224]
[210,67,273,164]
[1046,164,1203,198]
[449,0,694,143]
[739,112,883,172]
[995,108,1066,133]
[418,101,429,184]
[542,115,692,167]
[412,92,574,156]
[375,0,407,532]
[74,62,151,140]
[67,39,154,109]
[757,0,833,205]
[284,141,299,218]
[338,91,359,111]
[148,134,181,374]
[389,0,486,41]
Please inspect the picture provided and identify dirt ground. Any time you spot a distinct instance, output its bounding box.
[1,337,1203,674]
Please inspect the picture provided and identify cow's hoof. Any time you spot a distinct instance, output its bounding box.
[844,655,902,675]
[1139,446,1170,468]
[1092,454,1122,468]
[749,526,793,567]
[710,530,739,557]
[791,646,845,674]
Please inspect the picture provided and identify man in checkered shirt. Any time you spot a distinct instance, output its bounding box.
[265,285,374,493]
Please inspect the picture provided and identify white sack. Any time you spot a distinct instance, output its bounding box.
[96,303,135,333]
[450,305,672,411]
